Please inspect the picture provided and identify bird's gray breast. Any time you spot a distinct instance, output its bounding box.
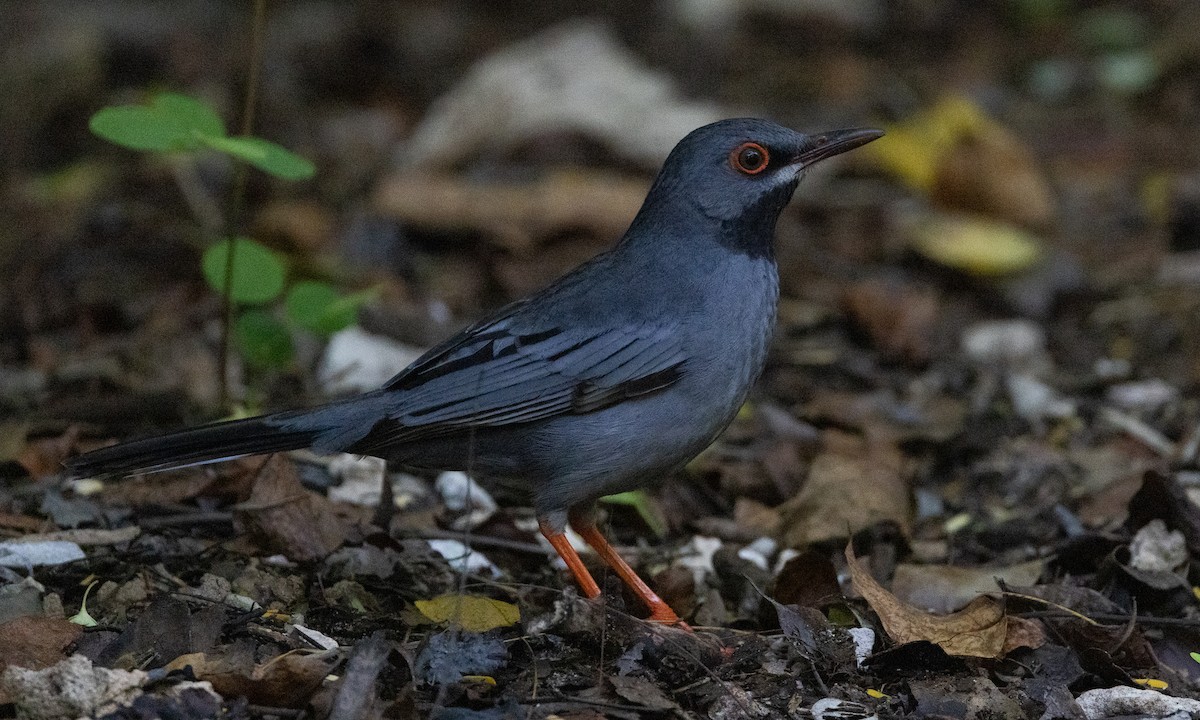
[680,252,779,432]
[530,252,779,512]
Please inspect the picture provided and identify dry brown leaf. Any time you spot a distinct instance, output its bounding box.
[0,513,53,534]
[733,497,781,538]
[252,200,335,253]
[891,559,1046,614]
[1002,616,1047,653]
[16,426,80,479]
[933,127,1056,229]
[779,430,910,546]
[802,392,903,436]
[232,455,347,561]
[841,278,940,365]
[0,616,82,676]
[372,170,647,252]
[846,544,1007,658]
[773,550,841,608]
[167,648,340,707]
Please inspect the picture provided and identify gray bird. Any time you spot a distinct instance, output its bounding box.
[68,118,882,623]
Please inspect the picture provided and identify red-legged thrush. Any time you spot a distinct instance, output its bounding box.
[68,119,883,624]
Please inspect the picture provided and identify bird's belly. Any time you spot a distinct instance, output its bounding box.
[529,391,728,512]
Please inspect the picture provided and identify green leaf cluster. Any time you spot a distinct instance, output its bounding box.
[200,238,375,368]
[90,92,369,371]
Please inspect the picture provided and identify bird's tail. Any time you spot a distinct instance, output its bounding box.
[65,395,387,478]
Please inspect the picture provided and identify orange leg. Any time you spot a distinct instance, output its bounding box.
[539,518,600,599]
[568,509,681,625]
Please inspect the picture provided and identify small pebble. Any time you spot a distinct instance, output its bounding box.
[961,320,1045,366]
[848,627,876,667]
[427,539,501,578]
[318,326,425,395]
[1128,519,1187,573]
[1105,378,1178,413]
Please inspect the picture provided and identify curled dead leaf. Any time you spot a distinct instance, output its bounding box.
[933,127,1056,229]
[846,544,1010,658]
[1002,615,1047,654]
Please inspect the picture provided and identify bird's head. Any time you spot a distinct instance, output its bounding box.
[636,118,882,254]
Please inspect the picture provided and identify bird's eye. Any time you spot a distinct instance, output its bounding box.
[730,142,769,175]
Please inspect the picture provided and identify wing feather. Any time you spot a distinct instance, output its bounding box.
[355,312,687,448]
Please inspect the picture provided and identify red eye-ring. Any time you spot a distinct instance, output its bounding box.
[730,142,769,175]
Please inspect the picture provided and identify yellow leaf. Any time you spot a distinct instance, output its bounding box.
[414,594,520,632]
[1134,678,1168,690]
[1140,173,1173,225]
[866,97,1056,228]
[864,97,990,193]
[736,401,754,421]
[866,126,938,192]
[910,215,1042,277]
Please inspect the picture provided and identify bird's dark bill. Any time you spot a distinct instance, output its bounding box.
[795,127,884,167]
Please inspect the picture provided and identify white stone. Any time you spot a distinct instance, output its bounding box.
[318,326,425,395]
[961,320,1046,366]
[0,541,84,568]
[427,539,501,578]
[405,21,723,171]
[1076,686,1200,718]
[1128,519,1187,573]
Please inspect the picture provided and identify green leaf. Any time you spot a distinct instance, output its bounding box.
[286,281,374,335]
[89,92,225,152]
[153,93,226,138]
[202,238,286,305]
[236,310,294,369]
[200,135,315,180]
[90,106,192,151]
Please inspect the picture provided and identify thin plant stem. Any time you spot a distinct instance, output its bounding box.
[218,0,269,409]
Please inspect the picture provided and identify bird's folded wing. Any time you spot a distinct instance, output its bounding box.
[372,316,687,440]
